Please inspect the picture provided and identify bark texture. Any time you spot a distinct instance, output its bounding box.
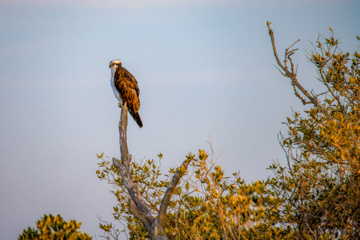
[112,103,191,240]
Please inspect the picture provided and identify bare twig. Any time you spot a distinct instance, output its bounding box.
[266,21,331,119]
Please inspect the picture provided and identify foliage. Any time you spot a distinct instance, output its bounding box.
[18,214,92,240]
[267,29,360,239]
[96,149,293,239]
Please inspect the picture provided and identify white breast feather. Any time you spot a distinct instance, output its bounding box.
[110,68,122,103]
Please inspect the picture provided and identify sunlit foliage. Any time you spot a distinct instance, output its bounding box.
[268,31,360,239]
[18,214,92,240]
[96,149,293,239]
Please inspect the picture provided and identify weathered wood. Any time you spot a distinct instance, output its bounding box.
[112,102,192,239]
[113,103,153,220]
[119,103,130,170]
[157,158,192,227]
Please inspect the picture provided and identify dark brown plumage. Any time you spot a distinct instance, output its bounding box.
[110,60,143,128]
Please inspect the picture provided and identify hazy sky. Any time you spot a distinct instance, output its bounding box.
[1,0,359,239]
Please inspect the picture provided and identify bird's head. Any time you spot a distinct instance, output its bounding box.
[109,59,122,70]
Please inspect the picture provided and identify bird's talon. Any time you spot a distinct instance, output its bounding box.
[118,102,123,108]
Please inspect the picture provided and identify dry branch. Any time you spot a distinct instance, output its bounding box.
[112,103,192,240]
[267,21,330,118]
[158,158,192,227]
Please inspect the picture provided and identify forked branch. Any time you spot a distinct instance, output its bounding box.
[112,103,153,225]
[112,103,192,239]
[267,21,330,118]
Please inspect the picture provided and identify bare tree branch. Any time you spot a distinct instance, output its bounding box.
[118,103,130,170]
[112,103,155,235]
[128,199,153,231]
[112,157,153,222]
[111,102,194,239]
[267,21,331,118]
[157,158,192,227]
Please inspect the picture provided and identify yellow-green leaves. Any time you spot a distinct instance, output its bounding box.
[19,214,92,240]
[198,149,208,160]
[96,149,293,239]
[270,29,360,239]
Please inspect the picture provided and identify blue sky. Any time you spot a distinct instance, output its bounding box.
[0,0,359,239]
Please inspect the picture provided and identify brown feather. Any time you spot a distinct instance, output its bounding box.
[114,66,143,128]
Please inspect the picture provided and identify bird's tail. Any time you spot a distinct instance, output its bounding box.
[129,110,143,128]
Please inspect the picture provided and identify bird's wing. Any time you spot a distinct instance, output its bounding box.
[123,67,140,96]
[114,67,141,113]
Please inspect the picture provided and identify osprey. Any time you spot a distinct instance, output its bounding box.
[109,59,143,128]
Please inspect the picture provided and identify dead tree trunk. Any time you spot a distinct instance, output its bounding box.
[112,103,191,240]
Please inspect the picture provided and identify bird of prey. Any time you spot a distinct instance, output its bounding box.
[109,59,143,128]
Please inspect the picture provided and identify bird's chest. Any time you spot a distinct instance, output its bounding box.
[110,70,122,103]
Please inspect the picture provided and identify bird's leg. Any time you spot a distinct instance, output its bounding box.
[118,101,123,108]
